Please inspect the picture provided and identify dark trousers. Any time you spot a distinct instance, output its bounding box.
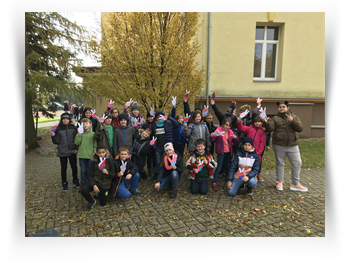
[132,154,147,174]
[80,184,108,206]
[190,179,209,195]
[173,144,186,158]
[258,148,265,173]
[147,149,156,169]
[59,154,78,183]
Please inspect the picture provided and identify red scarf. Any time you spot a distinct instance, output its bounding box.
[164,153,178,170]
[112,117,120,129]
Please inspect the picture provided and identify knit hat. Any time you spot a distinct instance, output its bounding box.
[243,137,254,146]
[164,142,174,152]
[155,110,165,119]
[131,102,140,111]
[147,111,153,118]
[118,113,129,122]
[61,112,70,120]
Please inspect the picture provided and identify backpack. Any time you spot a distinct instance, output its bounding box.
[190,123,208,132]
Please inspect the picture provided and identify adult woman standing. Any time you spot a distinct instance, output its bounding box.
[262,101,308,192]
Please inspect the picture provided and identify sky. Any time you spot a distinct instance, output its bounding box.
[61,12,101,82]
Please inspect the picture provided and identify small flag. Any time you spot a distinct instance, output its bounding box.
[120,160,127,172]
[197,159,204,171]
[240,109,249,119]
[159,115,168,121]
[183,113,191,124]
[150,107,154,116]
[125,98,134,108]
[238,167,245,179]
[50,121,58,132]
[257,97,263,103]
[98,157,106,170]
[150,136,157,146]
[90,109,97,119]
[170,153,178,166]
[202,105,209,116]
[260,107,267,119]
[212,91,215,100]
[98,113,107,123]
[77,123,84,134]
[214,129,225,137]
[134,118,140,128]
[172,96,177,106]
[107,99,115,109]
[184,90,190,99]
[231,100,236,106]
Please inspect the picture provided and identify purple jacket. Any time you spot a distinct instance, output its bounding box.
[209,126,239,156]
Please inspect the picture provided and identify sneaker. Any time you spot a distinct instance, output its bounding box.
[86,199,96,211]
[276,181,283,191]
[212,183,218,192]
[62,182,68,192]
[247,187,253,195]
[73,180,81,189]
[170,188,177,198]
[257,173,264,181]
[131,189,142,195]
[290,183,308,192]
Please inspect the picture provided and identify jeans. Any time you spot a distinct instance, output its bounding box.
[213,152,231,184]
[80,184,108,206]
[158,171,179,190]
[155,147,165,174]
[59,154,78,183]
[227,177,257,196]
[173,144,185,158]
[190,179,208,195]
[116,173,140,199]
[79,158,91,183]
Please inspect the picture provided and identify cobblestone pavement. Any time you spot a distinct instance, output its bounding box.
[25,155,325,237]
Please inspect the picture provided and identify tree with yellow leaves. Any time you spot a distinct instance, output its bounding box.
[83,12,206,115]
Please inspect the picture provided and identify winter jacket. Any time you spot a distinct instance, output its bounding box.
[113,125,138,157]
[124,107,145,128]
[264,111,303,146]
[171,107,188,145]
[51,122,78,157]
[113,155,138,177]
[86,151,116,190]
[227,148,260,182]
[183,121,211,153]
[154,111,180,146]
[132,135,152,156]
[142,122,156,138]
[156,152,184,183]
[186,151,216,180]
[209,126,239,156]
[237,121,266,161]
[74,130,97,159]
[94,123,117,158]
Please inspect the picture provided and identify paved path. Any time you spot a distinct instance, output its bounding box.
[25,154,325,237]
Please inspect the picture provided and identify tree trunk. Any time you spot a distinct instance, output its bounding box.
[25,97,40,149]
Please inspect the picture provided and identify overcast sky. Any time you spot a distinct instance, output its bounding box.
[61,12,101,82]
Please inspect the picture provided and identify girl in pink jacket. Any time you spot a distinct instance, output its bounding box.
[237,116,266,163]
[209,118,239,191]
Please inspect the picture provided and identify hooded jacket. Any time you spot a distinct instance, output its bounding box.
[183,121,211,153]
[237,121,266,161]
[209,126,239,156]
[227,148,260,182]
[264,111,303,146]
[156,152,184,183]
[113,125,138,157]
[51,122,78,157]
[86,150,116,190]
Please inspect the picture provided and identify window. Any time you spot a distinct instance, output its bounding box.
[253,26,279,80]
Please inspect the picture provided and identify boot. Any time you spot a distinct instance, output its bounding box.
[257,173,264,181]
[151,172,158,180]
[170,187,177,198]
[140,171,148,179]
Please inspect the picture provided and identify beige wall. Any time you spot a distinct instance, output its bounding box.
[196,12,325,98]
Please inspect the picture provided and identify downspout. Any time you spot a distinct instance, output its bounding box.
[206,12,212,106]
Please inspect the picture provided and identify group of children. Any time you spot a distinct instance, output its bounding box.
[51,95,272,211]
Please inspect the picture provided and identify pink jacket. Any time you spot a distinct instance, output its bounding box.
[237,121,266,162]
[209,126,239,156]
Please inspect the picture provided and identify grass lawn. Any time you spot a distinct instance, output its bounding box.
[34,118,60,124]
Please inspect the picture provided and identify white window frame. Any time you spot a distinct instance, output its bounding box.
[253,25,280,81]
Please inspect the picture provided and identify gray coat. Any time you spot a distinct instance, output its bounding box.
[113,125,138,157]
[183,121,211,153]
[51,123,78,157]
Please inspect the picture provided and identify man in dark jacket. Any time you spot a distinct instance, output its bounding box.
[51,112,79,191]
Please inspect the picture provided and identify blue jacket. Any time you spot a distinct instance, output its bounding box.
[172,107,187,145]
[227,148,260,181]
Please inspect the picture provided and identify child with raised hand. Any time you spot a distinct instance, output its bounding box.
[171,104,188,158]
[74,118,97,185]
[80,145,116,211]
[204,112,217,156]
[142,111,156,177]
[209,118,239,191]
[132,128,153,179]
[94,111,117,159]
[51,112,79,192]
[186,139,216,195]
[110,146,141,199]
[154,142,183,198]
[124,101,145,129]
[227,137,260,196]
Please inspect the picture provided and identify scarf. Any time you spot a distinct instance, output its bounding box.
[156,120,165,127]
[164,153,178,170]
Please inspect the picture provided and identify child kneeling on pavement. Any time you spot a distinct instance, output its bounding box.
[109,146,141,199]
[227,137,260,196]
[154,142,183,198]
[80,145,116,211]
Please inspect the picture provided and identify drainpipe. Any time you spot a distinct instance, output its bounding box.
[206,12,212,106]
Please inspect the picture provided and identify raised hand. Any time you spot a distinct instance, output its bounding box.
[159,114,168,121]
[211,91,215,100]
[231,100,236,107]
[98,157,106,170]
[150,136,157,146]
[98,113,107,123]
[77,122,84,134]
[125,98,134,108]
[90,109,97,119]
[172,96,177,106]
[257,97,263,103]
[260,107,267,119]
[202,105,209,116]
[150,107,154,116]
[107,99,115,109]
[240,109,249,119]
[183,113,191,124]
[184,90,190,100]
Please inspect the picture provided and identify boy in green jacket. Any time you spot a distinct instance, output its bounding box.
[74,118,97,185]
